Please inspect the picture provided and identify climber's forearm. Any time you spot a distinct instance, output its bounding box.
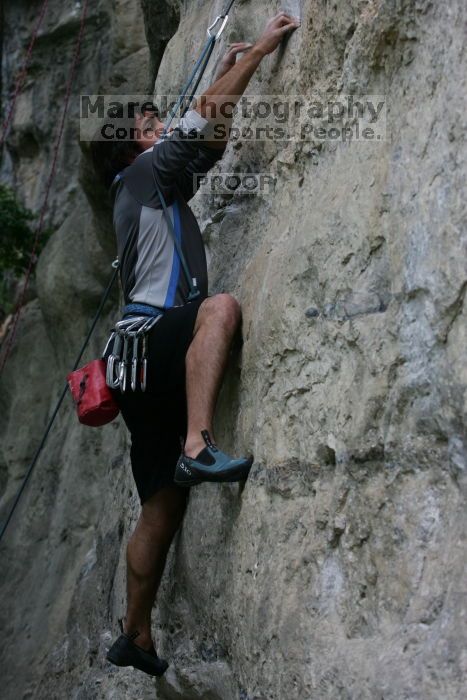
[199,46,265,108]
[195,13,299,148]
[214,43,254,82]
[194,46,265,148]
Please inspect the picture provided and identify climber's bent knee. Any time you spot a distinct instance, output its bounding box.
[194,293,241,335]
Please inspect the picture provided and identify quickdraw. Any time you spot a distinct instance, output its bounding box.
[104,315,162,393]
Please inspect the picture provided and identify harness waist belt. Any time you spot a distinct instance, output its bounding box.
[123,303,164,318]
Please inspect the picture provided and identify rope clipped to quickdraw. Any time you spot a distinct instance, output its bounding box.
[160,0,238,300]
[166,0,236,128]
[0,0,238,543]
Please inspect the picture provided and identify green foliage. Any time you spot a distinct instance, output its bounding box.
[0,184,36,276]
[0,184,50,315]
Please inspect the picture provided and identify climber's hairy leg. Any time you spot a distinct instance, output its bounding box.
[184,293,241,459]
[123,484,188,650]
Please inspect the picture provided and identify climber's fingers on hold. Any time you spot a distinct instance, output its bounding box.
[270,12,300,28]
[257,13,300,55]
[266,13,301,37]
[276,19,300,36]
[262,13,282,32]
[278,15,301,27]
[226,42,253,55]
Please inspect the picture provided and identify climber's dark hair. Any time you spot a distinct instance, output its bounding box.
[90,129,141,190]
[89,101,159,189]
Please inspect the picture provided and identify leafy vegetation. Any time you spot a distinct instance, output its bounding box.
[0,184,50,315]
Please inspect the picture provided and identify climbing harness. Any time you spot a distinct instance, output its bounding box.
[0,0,236,542]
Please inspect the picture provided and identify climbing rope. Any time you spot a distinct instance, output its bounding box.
[0,0,237,543]
[167,0,237,127]
[0,0,90,378]
[0,264,119,544]
[0,0,50,150]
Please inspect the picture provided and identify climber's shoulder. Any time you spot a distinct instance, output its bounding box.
[112,151,159,208]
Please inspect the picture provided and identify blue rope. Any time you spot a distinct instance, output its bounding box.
[159,0,238,300]
[181,39,217,118]
[164,36,216,134]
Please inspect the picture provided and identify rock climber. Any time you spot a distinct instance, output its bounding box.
[90,12,300,678]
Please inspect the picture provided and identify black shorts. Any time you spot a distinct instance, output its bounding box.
[104,297,204,504]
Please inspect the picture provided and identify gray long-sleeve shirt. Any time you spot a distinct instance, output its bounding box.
[111,110,223,309]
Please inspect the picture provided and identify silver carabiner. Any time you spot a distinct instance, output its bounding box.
[116,316,146,334]
[137,317,161,392]
[106,354,120,389]
[119,335,130,393]
[106,333,123,389]
[208,14,229,40]
[101,330,117,360]
[138,318,154,335]
[139,315,162,335]
[131,334,140,392]
[141,334,148,393]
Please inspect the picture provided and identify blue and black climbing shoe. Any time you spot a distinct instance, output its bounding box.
[174,430,254,487]
[106,620,169,677]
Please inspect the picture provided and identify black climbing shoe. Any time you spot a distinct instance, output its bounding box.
[174,430,253,487]
[106,621,169,677]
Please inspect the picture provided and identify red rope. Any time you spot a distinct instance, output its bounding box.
[0,0,89,376]
[0,0,50,149]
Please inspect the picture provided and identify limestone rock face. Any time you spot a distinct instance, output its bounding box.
[1,1,466,699]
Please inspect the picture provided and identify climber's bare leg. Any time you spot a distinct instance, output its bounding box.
[184,293,241,459]
[123,485,188,650]
[122,294,240,646]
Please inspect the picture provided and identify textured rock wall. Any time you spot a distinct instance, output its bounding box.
[1,1,466,699]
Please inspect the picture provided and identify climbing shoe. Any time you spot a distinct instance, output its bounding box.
[174,430,253,487]
[106,621,169,677]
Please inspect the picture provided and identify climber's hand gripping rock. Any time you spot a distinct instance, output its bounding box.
[195,12,300,147]
[215,42,254,81]
[254,11,301,56]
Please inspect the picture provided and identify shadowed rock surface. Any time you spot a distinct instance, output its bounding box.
[0,1,466,699]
